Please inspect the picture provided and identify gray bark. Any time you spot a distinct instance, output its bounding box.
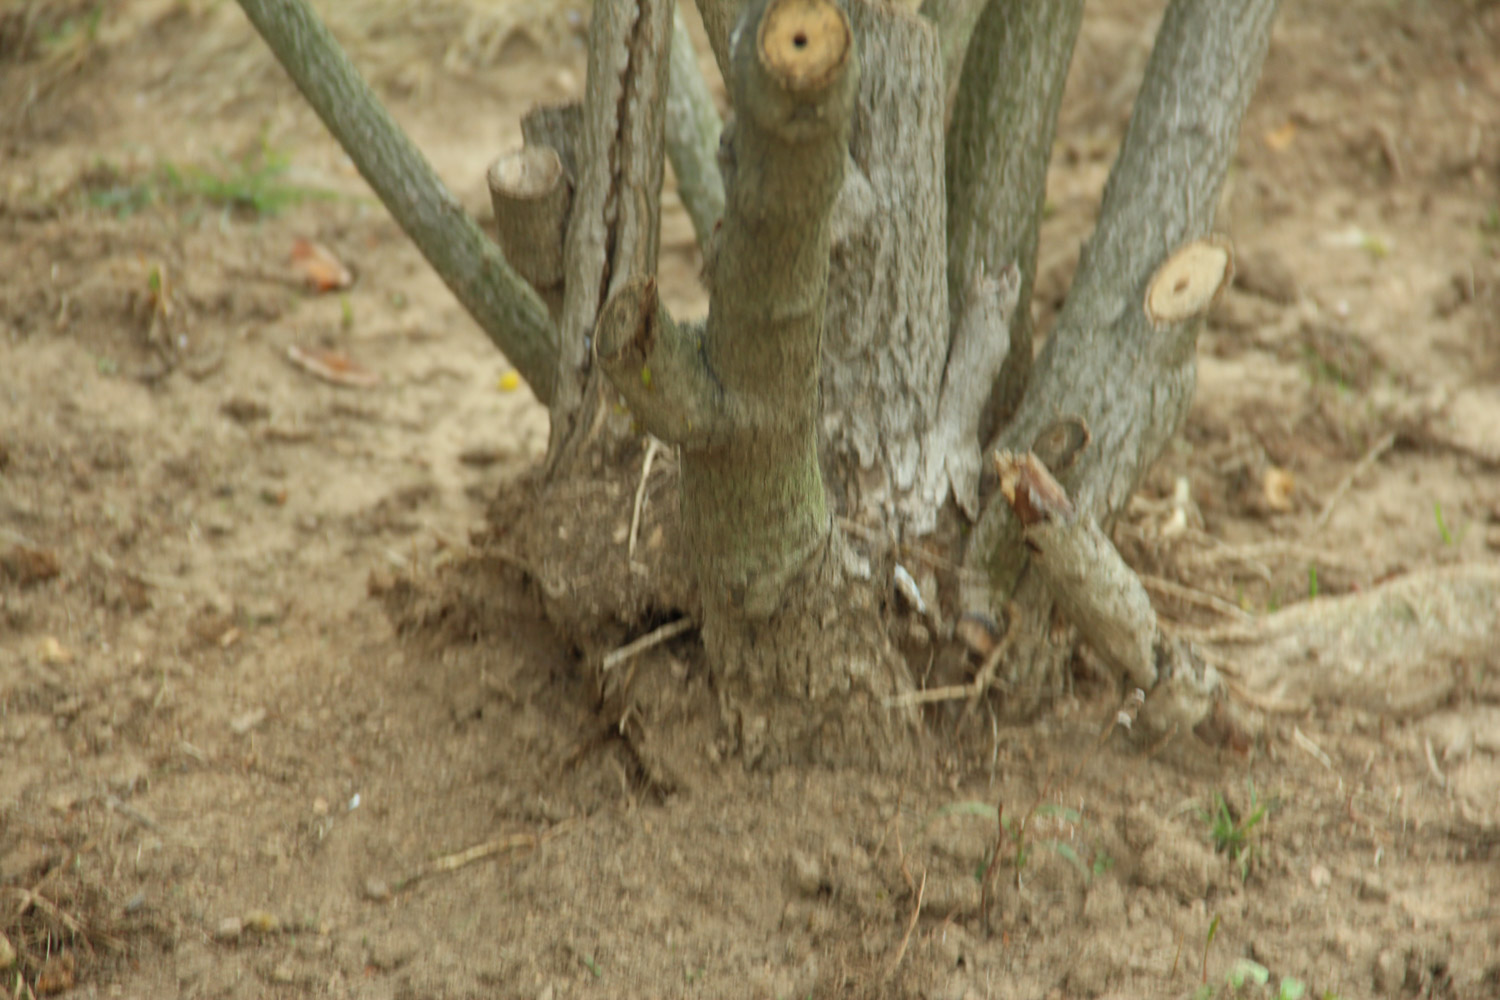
[946,0,1085,433]
[231,0,558,403]
[550,0,675,459]
[821,0,951,536]
[924,264,1020,519]
[666,8,727,249]
[964,0,1279,692]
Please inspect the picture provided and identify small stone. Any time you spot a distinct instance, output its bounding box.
[1357,873,1390,903]
[457,444,514,467]
[242,910,281,934]
[38,636,73,665]
[215,917,243,942]
[220,397,270,424]
[230,708,268,736]
[788,850,825,897]
[1373,948,1403,995]
[312,797,329,816]
[367,928,420,971]
[362,877,391,902]
[1309,863,1331,890]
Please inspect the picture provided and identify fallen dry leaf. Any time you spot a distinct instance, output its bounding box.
[1263,466,1296,512]
[1,542,61,584]
[285,344,380,388]
[1263,121,1298,152]
[290,238,353,292]
[39,635,72,665]
[35,951,75,996]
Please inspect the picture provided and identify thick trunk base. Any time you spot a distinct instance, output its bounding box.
[394,437,922,776]
[705,531,921,769]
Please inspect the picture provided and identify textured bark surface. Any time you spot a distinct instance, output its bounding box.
[994,452,1224,740]
[550,0,674,458]
[963,0,1278,696]
[231,0,558,403]
[486,147,571,320]
[821,0,950,536]
[945,0,1085,434]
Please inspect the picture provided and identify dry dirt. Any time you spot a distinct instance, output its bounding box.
[3,1,1500,998]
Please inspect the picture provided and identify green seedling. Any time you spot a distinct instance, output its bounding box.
[83,142,340,219]
[161,141,337,217]
[1307,564,1319,600]
[1201,782,1270,880]
[1481,204,1500,236]
[1433,501,1453,546]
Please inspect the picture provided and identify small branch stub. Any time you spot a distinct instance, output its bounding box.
[759,0,851,92]
[1144,235,1235,328]
[487,146,571,292]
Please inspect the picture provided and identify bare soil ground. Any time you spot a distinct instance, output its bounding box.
[3,1,1499,998]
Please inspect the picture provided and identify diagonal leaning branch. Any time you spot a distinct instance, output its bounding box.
[966,0,1279,610]
[232,0,559,403]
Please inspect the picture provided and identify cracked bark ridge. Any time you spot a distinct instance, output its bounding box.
[550,0,674,464]
[599,0,916,767]
[922,261,1021,519]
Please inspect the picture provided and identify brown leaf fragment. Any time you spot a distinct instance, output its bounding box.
[285,344,380,388]
[2,543,61,585]
[290,238,353,292]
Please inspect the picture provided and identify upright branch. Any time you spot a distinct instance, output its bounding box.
[967,0,1278,612]
[945,0,1086,431]
[820,0,950,534]
[666,7,727,248]
[600,0,914,766]
[602,0,856,617]
[550,0,674,455]
[487,146,571,321]
[233,0,558,402]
